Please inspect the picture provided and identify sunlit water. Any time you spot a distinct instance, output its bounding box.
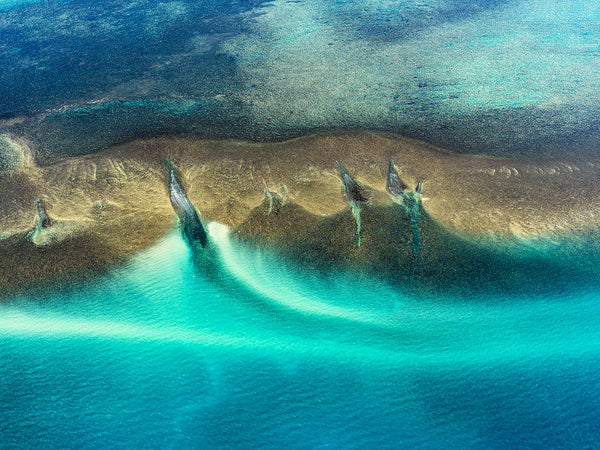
[2,0,600,447]
[2,225,600,448]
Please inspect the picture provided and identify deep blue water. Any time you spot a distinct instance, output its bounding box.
[2,0,600,157]
[2,0,600,447]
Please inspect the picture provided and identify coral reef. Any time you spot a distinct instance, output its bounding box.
[1,131,599,294]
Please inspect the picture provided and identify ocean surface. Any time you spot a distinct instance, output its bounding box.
[2,0,600,448]
[3,226,600,448]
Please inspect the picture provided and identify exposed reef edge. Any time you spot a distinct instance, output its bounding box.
[1,131,599,295]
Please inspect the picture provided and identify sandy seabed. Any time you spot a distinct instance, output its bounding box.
[1,131,599,294]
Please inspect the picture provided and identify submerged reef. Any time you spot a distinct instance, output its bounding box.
[1,132,599,295]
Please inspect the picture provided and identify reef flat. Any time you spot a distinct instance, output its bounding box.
[1,132,599,294]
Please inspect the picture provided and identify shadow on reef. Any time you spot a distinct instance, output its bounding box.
[200,154,595,298]
[232,198,598,297]
[158,158,600,298]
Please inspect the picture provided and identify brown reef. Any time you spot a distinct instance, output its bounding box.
[1,131,599,294]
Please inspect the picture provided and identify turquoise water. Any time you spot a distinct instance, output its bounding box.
[2,0,600,156]
[2,225,600,447]
[2,0,600,447]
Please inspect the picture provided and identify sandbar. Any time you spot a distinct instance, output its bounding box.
[1,131,599,294]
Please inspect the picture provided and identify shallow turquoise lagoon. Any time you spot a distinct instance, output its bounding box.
[2,0,600,447]
[2,226,600,447]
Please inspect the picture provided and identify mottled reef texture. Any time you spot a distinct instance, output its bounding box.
[1,132,599,294]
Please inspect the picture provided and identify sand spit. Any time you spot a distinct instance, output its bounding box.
[1,132,599,294]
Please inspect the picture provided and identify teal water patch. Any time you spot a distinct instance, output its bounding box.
[0,0,39,11]
[219,0,600,156]
[225,0,600,114]
[2,0,600,156]
[2,227,600,446]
